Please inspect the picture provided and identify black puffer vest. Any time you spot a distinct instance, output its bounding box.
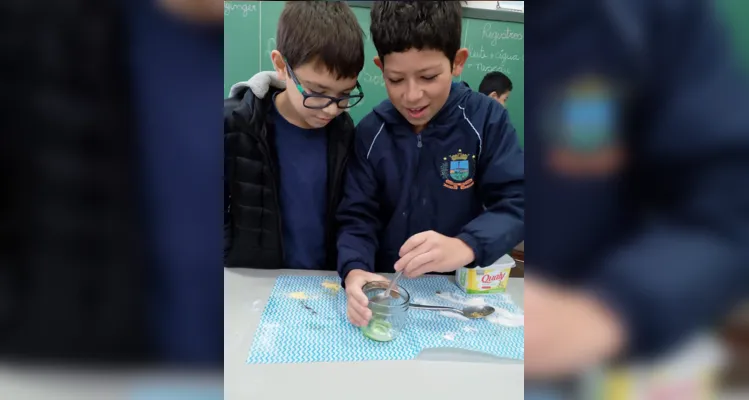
[223,86,354,269]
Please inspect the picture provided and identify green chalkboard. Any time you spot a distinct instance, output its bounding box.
[224,1,524,144]
[716,0,749,74]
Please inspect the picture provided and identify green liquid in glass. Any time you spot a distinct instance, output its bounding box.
[362,319,394,342]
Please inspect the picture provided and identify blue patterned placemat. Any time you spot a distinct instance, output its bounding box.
[246,275,524,364]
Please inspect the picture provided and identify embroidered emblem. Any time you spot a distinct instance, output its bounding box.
[561,76,617,152]
[440,149,476,190]
[546,74,626,176]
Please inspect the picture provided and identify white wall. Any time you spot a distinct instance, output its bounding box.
[464,1,524,13]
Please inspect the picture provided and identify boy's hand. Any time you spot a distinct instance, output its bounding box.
[344,269,388,326]
[525,277,626,379]
[394,231,475,278]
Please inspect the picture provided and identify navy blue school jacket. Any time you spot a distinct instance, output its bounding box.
[526,0,749,359]
[337,82,525,280]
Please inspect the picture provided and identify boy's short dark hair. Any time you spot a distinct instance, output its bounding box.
[478,72,513,96]
[370,1,463,66]
[277,1,364,79]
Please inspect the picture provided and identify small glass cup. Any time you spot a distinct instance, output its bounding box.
[360,281,411,342]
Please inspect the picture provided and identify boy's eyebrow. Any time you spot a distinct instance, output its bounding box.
[303,80,357,92]
[387,65,443,74]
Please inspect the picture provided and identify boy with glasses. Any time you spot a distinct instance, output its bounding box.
[224,2,365,270]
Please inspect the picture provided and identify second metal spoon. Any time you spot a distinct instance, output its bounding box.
[410,303,496,319]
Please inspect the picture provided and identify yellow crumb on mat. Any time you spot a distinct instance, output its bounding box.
[288,292,309,300]
[321,281,340,293]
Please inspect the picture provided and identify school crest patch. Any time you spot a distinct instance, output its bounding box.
[440,149,476,190]
[546,74,626,176]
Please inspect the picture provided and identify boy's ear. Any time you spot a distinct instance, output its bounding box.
[451,48,469,77]
[373,56,384,72]
[270,50,287,81]
[489,91,499,99]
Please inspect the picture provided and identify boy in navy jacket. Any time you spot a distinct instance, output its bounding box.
[523,0,749,378]
[337,1,524,326]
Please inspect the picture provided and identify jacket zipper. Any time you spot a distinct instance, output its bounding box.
[408,132,424,237]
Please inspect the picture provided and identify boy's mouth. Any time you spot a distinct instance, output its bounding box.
[406,106,428,119]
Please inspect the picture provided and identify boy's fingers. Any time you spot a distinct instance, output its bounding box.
[349,271,387,287]
[410,260,437,278]
[395,242,430,272]
[405,252,435,275]
[347,291,372,325]
[348,309,365,326]
[350,297,371,318]
[362,272,389,284]
[348,286,369,307]
[346,288,372,319]
[399,231,430,257]
[347,305,368,326]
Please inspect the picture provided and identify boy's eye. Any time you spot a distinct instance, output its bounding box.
[387,78,403,84]
[423,75,437,81]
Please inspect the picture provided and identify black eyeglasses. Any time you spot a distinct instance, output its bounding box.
[284,57,364,109]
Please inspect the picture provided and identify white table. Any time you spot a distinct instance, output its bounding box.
[225,269,525,400]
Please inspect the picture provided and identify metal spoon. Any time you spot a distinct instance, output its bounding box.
[410,303,496,319]
[372,270,404,303]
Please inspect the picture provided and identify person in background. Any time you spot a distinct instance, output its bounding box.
[478,71,512,107]
[337,1,524,327]
[224,2,365,271]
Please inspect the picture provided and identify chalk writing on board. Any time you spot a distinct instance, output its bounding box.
[467,44,521,66]
[465,63,512,75]
[360,71,386,88]
[225,2,257,17]
[266,38,276,60]
[481,23,523,46]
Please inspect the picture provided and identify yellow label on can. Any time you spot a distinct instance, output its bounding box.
[462,267,511,294]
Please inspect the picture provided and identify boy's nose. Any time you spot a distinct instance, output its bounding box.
[322,102,339,116]
[404,82,423,103]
